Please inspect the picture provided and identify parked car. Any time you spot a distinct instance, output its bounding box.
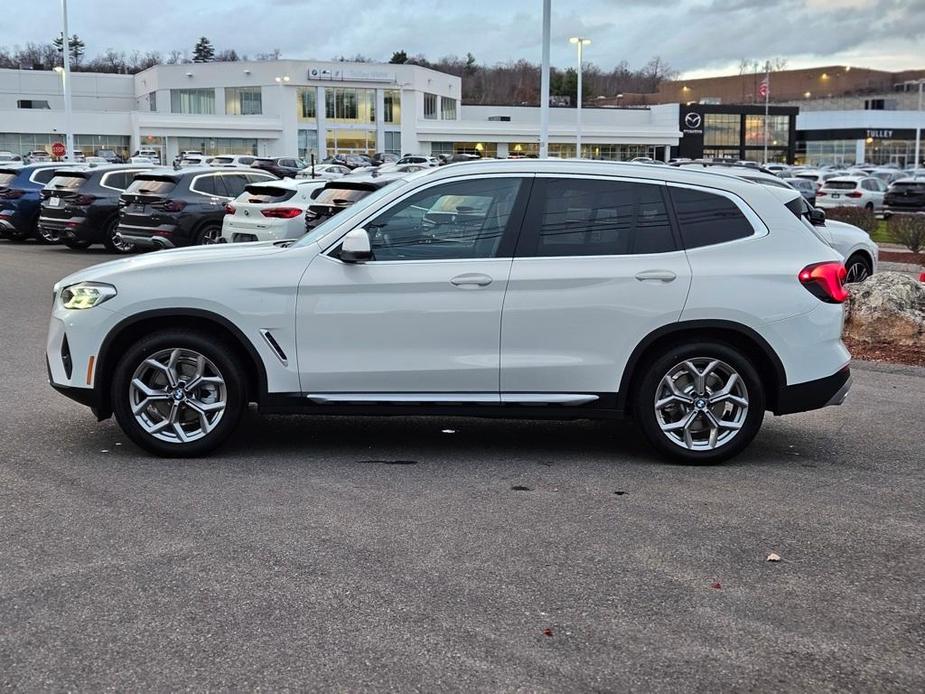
[47,160,853,461]
[176,155,212,169]
[816,175,886,211]
[0,151,24,163]
[37,164,155,252]
[85,156,110,165]
[221,179,327,243]
[209,154,258,168]
[396,154,439,167]
[303,173,403,232]
[132,149,161,165]
[116,167,277,250]
[763,163,792,177]
[793,170,842,191]
[784,177,817,206]
[295,163,352,180]
[172,151,204,168]
[0,162,81,241]
[25,150,51,164]
[883,176,925,217]
[371,152,400,166]
[94,149,123,164]
[251,157,304,178]
[321,153,374,169]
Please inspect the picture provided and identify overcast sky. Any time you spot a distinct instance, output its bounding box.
[7,0,924,76]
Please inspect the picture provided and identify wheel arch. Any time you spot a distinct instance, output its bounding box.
[92,308,268,420]
[617,320,787,414]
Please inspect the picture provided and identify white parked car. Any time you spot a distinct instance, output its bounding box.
[295,163,351,180]
[794,170,843,191]
[221,178,327,243]
[816,175,886,211]
[133,149,161,165]
[397,155,439,167]
[0,150,23,163]
[47,160,851,463]
[209,154,258,168]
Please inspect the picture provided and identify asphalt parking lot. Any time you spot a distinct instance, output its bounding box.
[1,242,923,692]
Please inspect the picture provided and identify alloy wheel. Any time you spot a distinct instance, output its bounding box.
[654,357,749,451]
[129,348,227,444]
[845,260,869,283]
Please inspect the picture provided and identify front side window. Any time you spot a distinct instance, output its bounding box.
[669,186,755,249]
[530,178,675,257]
[361,178,523,261]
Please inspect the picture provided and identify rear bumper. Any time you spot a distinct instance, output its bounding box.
[774,366,851,415]
[117,223,177,249]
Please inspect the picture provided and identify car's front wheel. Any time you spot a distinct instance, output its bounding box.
[111,330,246,456]
[633,342,765,464]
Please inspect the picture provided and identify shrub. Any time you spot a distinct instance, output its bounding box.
[887,215,925,255]
[823,206,879,234]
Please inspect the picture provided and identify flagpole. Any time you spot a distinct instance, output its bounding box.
[763,61,770,164]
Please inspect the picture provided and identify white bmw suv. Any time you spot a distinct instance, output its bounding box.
[47,161,852,463]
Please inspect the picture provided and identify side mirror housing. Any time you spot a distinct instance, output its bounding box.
[340,227,372,263]
[809,207,826,227]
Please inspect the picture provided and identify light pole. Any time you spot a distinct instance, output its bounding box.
[569,37,591,158]
[59,0,75,161]
[915,79,923,170]
[275,75,290,156]
[539,0,551,158]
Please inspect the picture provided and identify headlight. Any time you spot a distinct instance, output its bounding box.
[59,282,117,310]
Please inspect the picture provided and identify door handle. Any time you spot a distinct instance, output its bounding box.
[450,273,493,287]
[635,270,677,283]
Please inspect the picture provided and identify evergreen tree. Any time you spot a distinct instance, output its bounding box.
[53,33,85,66]
[192,37,215,63]
[389,50,408,64]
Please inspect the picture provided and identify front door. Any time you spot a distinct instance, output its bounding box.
[296,175,530,396]
[500,175,692,396]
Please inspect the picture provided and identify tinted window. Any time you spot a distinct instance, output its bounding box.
[222,174,249,197]
[246,173,276,185]
[363,178,523,261]
[532,178,674,257]
[669,186,755,248]
[125,177,177,196]
[32,168,59,184]
[101,171,135,190]
[278,159,297,168]
[244,185,295,203]
[193,175,224,196]
[48,174,87,190]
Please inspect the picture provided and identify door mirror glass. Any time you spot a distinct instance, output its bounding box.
[340,227,372,263]
[809,206,826,226]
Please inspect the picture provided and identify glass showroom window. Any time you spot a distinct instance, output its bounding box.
[383,131,401,155]
[424,93,437,120]
[170,88,215,115]
[148,91,157,112]
[175,137,258,155]
[325,88,375,123]
[299,130,319,159]
[298,88,316,120]
[75,134,130,159]
[384,90,401,124]
[744,115,789,147]
[225,87,262,115]
[704,114,740,147]
[326,129,376,155]
[440,97,457,120]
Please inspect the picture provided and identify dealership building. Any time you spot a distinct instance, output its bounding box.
[0,60,681,163]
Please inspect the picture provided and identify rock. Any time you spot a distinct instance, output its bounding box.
[767,553,781,562]
[844,272,925,347]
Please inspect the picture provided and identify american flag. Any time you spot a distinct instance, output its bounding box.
[758,76,770,99]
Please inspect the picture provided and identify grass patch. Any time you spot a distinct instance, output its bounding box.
[870,220,894,245]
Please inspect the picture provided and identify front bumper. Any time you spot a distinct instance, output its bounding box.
[774,366,851,415]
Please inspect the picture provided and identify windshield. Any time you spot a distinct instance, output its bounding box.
[292,178,409,248]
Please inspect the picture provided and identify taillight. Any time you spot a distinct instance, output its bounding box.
[799,262,848,304]
[224,203,236,215]
[2,188,24,199]
[261,207,302,219]
[846,191,862,198]
[816,191,827,197]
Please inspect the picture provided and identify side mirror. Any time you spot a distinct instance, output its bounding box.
[340,227,372,263]
[809,207,826,226]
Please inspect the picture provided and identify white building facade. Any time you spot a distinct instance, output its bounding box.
[0,60,682,163]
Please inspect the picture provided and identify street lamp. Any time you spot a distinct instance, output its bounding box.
[58,0,75,161]
[914,80,923,170]
[275,76,290,155]
[569,36,591,158]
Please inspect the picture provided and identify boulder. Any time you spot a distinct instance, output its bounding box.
[844,271,925,347]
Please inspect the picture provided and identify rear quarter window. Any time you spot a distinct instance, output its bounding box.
[669,186,756,249]
[125,178,177,195]
[31,168,59,184]
[48,174,86,190]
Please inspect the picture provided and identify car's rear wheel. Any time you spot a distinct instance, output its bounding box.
[102,217,133,253]
[111,330,246,457]
[844,253,872,283]
[865,202,874,211]
[633,342,765,464]
[194,224,222,245]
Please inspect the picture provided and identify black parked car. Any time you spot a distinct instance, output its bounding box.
[304,174,402,232]
[37,164,155,251]
[96,149,124,164]
[117,167,277,250]
[252,157,305,178]
[883,176,925,216]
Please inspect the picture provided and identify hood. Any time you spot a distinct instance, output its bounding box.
[54,241,292,291]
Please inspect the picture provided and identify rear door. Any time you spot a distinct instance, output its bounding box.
[500,176,691,396]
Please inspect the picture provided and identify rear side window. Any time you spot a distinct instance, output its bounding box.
[245,173,276,185]
[101,171,137,190]
[31,168,59,184]
[669,186,755,249]
[222,174,249,197]
[244,185,295,203]
[530,178,675,257]
[126,177,177,196]
[192,175,225,196]
[48,174,86,190]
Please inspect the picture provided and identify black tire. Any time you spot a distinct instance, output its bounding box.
[63,238,92,250]
[633,341,765,464]
[194,224,222,245]
[864,202,874,211]
[102,216,133,253]
[844,253,872,284]
[111,329,247,457]
[36,222,61,245]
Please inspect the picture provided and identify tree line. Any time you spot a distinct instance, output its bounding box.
[0,35,678,105]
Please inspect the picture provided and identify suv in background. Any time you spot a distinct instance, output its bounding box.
[96,149,124,164]
[26,150,51,164]
[304,174,403,232]
[0,151,23,164]
[785,177,817,206]
[816,175,886,211]
[117,167,277,249]
[37,164,155,252]
[48,160,852,461]
[209,154,258,168]
[222,178,327,243]
[883,175,925,216]
[0,163,81,241]
[252,157,305,178]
